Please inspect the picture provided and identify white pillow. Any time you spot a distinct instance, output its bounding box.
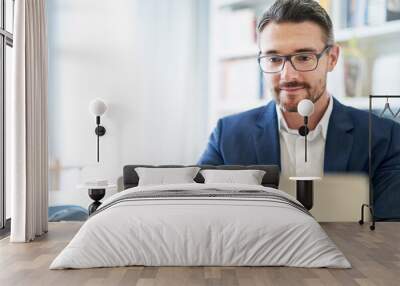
[135,167,200,186]
[200,169,266,185]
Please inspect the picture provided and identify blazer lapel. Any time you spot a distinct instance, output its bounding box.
[253,101,281,168]
[324,97,354,172]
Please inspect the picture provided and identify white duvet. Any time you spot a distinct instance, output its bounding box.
[50,183,351,269]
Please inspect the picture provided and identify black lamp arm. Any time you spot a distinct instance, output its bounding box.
[298,116,309,162]
[94,116,106,162]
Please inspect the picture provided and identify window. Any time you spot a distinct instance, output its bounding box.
[0,0,14,232]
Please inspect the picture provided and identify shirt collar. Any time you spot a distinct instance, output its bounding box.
[275,95,333,140]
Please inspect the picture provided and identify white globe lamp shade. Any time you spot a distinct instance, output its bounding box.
[297,99,314,117]
[89,99,107,116]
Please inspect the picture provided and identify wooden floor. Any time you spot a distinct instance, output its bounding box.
[0,222,399,286]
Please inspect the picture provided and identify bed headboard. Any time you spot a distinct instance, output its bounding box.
[123,165,280,190]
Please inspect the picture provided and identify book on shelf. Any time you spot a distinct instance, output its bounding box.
[344,0,370,27]
[218,8,257,54]
[221,58,266,103]
[367,0,386,26]
[328,0,348,30]
[326,0,399,29]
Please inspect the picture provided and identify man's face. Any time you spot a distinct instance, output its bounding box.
[258,21,339,112]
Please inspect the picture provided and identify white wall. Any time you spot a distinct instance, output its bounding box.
[47,0,209,207]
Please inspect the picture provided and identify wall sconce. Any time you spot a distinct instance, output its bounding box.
[89,99,107,162]
[297,99,314,162]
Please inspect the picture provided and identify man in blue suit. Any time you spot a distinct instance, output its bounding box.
[198,0,400,220]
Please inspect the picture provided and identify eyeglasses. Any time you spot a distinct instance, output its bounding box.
[257,45,332,74]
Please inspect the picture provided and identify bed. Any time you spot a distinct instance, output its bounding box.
[50,165,350,269]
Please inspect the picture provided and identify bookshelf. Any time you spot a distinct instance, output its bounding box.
[208,0,400,132]
[335,19,400,42]
[218,0,267,9]
[218,45,258,61]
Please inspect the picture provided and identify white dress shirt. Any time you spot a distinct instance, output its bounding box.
[276,96,333,178]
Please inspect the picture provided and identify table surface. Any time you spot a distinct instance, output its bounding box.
[77,184,117,190]
[289,176,322,181]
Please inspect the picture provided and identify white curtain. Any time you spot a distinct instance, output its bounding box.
[10,0,48,242]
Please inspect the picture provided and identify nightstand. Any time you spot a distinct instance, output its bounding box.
[77,184,116,215]
[289,177,321,210]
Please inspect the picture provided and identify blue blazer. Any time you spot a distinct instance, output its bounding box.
[198,97,400,220]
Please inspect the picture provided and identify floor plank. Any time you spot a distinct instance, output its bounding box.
[0,222,399,286]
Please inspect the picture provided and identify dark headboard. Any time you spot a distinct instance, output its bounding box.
[123,165,280,190]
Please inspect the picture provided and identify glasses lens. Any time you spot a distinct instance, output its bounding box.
[291,53,318,71]
[259,56,284,73]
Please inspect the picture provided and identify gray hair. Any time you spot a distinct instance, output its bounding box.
[258,0,334,45]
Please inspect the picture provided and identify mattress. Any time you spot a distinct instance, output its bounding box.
[50,183,351,269]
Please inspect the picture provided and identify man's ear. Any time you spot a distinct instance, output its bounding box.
[327,44,340,72]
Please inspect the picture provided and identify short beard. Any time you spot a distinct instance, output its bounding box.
[272,81,326,113]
